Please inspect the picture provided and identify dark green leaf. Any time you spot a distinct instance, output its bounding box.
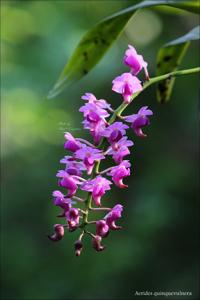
[156,26,200,103]
[48,0,199,99]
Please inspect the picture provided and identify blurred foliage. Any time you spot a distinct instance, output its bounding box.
[47,0,199,98]
[1,1,199,300]
[156,26,200,103]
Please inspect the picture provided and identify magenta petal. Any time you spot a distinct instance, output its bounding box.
[134,127,147,138]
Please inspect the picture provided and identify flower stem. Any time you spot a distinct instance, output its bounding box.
[72,175,86,181]
[78,209,87,215]
[89,207,111,211]
[87,221,97,224]
[78,230,85,241]
[80,192,93,227]
[99,166,114,174]
[73,196,85,202]
[76,138,97,148]
[84,229,96,238]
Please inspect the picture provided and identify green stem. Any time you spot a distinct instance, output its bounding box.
[79,66,200,230]
[90,207,111,211]
[149,67,200,85]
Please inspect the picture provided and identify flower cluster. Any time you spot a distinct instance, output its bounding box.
[48,45,153,256]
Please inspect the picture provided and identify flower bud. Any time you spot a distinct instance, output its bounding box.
[74,240,83,256]
[96,220,109,238]
[92,235,106,252]
[48,224,64,242]
[123,45,148,77]
[66,208,80,231]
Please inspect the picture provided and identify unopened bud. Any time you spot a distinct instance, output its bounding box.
[92,235,105,252]
[74,240,83,256]
[96,220,109,238]
[48,224,64,242]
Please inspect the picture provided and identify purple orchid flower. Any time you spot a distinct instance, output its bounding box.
[82,119,106,145]
[105,204,123,230]
[125,106,153,138]
[102,122,129,150]
[60,156,86,176]
[56,170,83,197]
[107,160,131,188]
[52,190,72,216]
[123,45,149,79]
[75,145,105,175]
[107,137,134,164]
[64,132,82,152]
[112,72,142,103]
[79,102,110,123]
[81,175,112,206]
[49,45,153,256]
[81,93,112,110]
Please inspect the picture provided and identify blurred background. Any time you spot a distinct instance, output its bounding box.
[1,1,199,299]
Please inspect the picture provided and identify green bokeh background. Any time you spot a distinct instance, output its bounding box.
[1,1,199,299]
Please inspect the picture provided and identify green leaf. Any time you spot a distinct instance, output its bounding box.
[156,26,200,103]
[48,0,199,99]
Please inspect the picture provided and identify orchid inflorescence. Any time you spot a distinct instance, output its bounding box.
[48,45,153,256]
